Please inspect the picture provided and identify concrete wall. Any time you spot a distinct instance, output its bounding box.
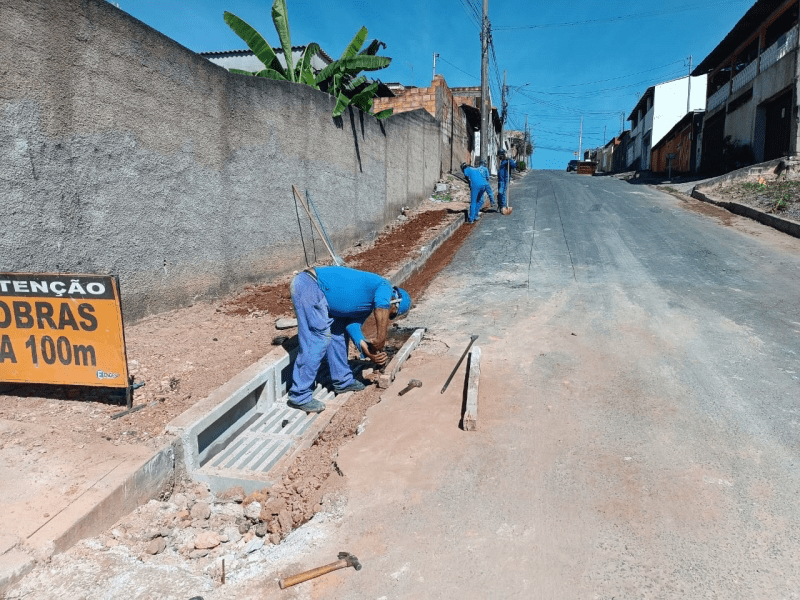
[0,0,441,322]
[652,75,707,145]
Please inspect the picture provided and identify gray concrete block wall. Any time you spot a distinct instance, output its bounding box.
[1,0,442,321]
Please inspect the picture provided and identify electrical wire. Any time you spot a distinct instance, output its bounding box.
[494,0,749,30]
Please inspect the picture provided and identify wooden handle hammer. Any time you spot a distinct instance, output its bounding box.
[279,552,362,589]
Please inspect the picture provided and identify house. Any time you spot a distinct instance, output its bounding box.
[626,75,707,170]
[373,76,502,175]
[692,0,799,173]
[651,111,705,175]
[450,85,503,174]
[596,136,625,173]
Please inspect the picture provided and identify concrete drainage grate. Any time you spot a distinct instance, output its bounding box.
[198,386,335,484]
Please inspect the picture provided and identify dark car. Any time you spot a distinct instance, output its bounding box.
[566,160,579,172]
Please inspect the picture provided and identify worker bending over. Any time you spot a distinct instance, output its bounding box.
[497,149,518,213]
[288,266,412,413]
[461,162,492,224]
[478,160,496,209]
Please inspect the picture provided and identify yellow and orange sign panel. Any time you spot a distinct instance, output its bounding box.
[0,273,128,388]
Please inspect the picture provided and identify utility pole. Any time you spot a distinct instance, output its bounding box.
[480,0,489,166]
[524,114,529,162]
[603,125,607,146]
[432,52,439,83]
[578,116,583,160]
[500,70,507,157]
[686,54,693,114]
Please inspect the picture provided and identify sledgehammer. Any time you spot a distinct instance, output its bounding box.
[279,552,362,589]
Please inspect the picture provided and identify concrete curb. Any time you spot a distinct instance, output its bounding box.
[387,213,466,287]
[691,188,800,240]
[378,328,425,389]
[1,443,174,595]
[693,157,797,191]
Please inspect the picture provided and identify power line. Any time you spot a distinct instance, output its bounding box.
[550,59,686,88]
[494,0,748,30]
[437,56,480,81]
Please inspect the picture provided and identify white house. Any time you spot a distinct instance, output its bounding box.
[626,75,707,170]
[200,46,333,75]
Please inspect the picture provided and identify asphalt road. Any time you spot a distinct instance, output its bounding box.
[306,170,800,599]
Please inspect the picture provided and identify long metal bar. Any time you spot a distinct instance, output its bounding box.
[292,185,340,266]
[306,190,344,266]
[441,334,479,394]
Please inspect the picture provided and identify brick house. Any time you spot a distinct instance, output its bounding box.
[692,0,799,173]
[651,111,705,175]
[374,76,501,175]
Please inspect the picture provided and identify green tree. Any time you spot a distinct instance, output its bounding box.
[223,0,392,119]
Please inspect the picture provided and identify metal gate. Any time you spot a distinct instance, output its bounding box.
[764,88,793,161]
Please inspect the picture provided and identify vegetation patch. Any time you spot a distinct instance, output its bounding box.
[723,178,800,221]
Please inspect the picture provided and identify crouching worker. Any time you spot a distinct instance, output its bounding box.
[287,266,412,413]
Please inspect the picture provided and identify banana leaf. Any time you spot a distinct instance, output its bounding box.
[271,0,294,80]
[295,42,320,86]
[255,67,288,80]
[359,39,386,56]
[374,109,393,120]
[345,75,368,92]
[332,92,351,118]
[337,55,391,73]
[339,26,367,60]
[350,82,379,107]
[224,12,286,79]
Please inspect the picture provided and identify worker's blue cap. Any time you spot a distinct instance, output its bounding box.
[391,287,412,319]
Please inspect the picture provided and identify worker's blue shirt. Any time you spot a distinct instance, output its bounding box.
[498,159,517,184]
[464,166,488,188]
[478,166,490,182]
[314,266,393,350]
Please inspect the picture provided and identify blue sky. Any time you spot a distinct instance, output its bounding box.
[119,0,754,170]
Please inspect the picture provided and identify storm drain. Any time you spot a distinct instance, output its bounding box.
[197,386,337,491]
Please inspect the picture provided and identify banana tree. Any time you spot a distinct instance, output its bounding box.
[314,28,393,119]
[223,5,318,85]
[223,0,392,119]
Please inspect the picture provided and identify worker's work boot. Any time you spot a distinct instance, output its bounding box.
[287,398,326,413]
[334,379,366,394]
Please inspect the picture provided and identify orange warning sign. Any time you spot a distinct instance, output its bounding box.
[0,273,129,388]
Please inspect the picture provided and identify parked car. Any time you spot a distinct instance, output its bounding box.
[566,160,579,172]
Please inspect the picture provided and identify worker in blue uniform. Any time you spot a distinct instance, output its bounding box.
[477,160,496,209]
[287,266,412,413]
[461,161,492,223]
[497,150,517,213]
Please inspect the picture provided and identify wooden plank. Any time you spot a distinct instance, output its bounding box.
[462,346,481,431]
[378,328,425,389]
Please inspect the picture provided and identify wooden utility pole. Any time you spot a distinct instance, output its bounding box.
[578,116,583,160]
[499,70,507,158]
[686,54,693,114]
[480,0,489,166]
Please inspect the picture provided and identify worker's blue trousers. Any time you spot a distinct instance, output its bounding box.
[469,183,492,222]
[288,272,355,405]
[497,180,509,209]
